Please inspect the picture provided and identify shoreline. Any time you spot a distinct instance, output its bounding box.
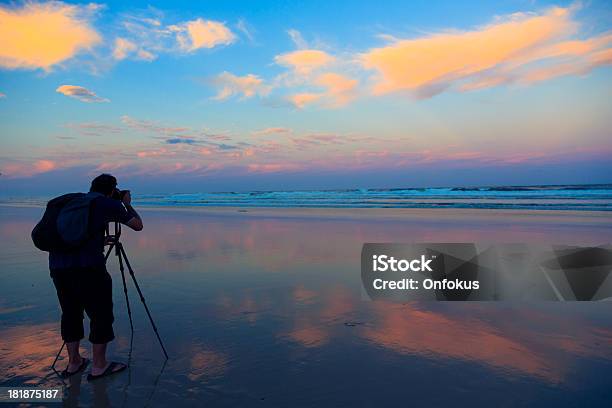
[3,203,611,224]
[140,206,612,224]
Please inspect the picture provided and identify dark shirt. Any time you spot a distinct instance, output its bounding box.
[49,192,131,269]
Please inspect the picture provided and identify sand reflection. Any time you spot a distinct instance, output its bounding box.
[0,322,63,385]
[360,302,612,383]
[188,345,229,381]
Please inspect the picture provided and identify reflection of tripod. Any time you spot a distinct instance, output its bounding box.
[52,222,168,375]
[104,222,169,359]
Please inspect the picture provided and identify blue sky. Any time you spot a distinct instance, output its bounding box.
[0,0,611,194]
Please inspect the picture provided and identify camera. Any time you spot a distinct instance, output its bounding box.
[111,188,129,201]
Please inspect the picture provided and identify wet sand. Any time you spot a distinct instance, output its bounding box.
[1,205,611,406]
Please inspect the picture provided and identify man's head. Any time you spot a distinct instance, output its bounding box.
[90,174,117,197]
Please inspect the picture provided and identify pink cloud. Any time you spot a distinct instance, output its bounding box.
[247,163,300,173]
[34,160,56,172]
[1,160,57,178]
[251,127,292,137]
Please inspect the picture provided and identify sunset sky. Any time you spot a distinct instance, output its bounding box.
[1,0,611,194]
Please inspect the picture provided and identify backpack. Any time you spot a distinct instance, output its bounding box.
[31,192,99,252]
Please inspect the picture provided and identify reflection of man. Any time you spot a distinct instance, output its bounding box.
[50,174,143,380]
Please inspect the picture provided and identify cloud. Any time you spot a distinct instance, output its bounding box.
[120,115,189,135]
[112,38,136,60]
[285,73,358,108]
[251,127,292,136]
[136,148,175,158]
[205,6,610,108]
[287,29,308,49]
[288,93,323,108]
[35,160,56,172]
[236,19,255,43]
[172,18,235,52]
[109,13,236,66]
[166,138,198,145]
[247,163,301,173]
[211,72,271,100]
[111,37,156,61]
[56,85,109,103]
[119,115,246,152]
[0,92,5,99]
[275,49,335,75]
[315,72,358,107]
[0,1,101,70]
[65,122,122,136]
[360,6,612,98]
[288,133,363,149]
[2,160,57,177]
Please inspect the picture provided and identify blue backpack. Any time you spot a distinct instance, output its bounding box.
[32,192,99,252]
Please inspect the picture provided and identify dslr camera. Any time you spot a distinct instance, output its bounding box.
[111,188,129,201]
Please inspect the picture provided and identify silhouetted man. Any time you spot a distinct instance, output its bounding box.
[50,174,143,380]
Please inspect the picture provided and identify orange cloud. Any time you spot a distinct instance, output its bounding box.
[361,6,612,98]
[56,85,109,103]
[173,18,235,52]
[286,72,357,108]
[211,71,270,100]
[0,1,101,70]
[288,92,323,108]
[275,49,335,75]
[315,72,358,107]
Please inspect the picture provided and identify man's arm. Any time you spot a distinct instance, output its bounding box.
[122,191,143,231]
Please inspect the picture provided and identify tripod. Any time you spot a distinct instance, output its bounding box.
[103,222,168,359]
[52,222,168,374]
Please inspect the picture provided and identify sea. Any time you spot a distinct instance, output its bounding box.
[1,184,611,211]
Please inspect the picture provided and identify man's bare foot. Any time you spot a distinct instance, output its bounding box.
[88,361,127,380]
[66,356,83,373]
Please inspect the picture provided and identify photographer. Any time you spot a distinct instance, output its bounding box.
[49,174,143,381]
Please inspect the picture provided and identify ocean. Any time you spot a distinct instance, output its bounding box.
[2,184,611,211]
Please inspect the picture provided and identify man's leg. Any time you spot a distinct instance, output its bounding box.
[84,266,126,376]
[65,341,83,372]
[51,268,86,373]
[91,343,108,374]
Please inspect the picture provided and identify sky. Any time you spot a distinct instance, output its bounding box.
[0,0,611,194]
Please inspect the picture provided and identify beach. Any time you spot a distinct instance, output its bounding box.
[1,204,612,406]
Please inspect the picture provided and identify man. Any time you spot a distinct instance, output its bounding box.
[50,174,143,380]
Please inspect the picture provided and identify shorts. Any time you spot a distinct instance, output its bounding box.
[50,265,115,344]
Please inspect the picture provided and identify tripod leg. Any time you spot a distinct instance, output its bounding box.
[119,245,169,359]
[116,244,134,333]
[51,341,65,372]
[105,243,115,262]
